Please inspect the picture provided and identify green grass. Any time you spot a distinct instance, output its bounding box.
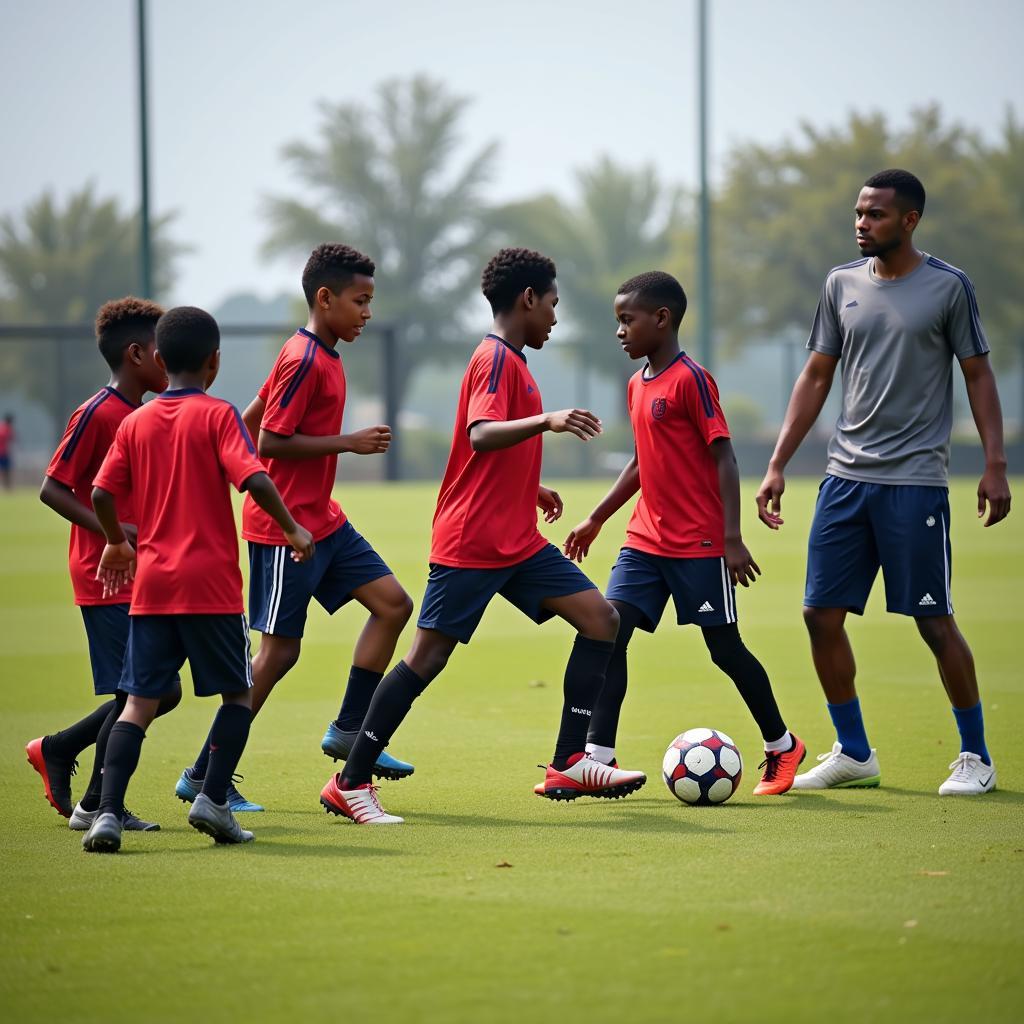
[1,480,1022,1023]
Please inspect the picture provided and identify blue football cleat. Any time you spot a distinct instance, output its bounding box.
[174,768,264,812]
[320,722,415,781]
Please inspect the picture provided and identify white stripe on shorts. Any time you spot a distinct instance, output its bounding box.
[241,614,253,688]
[267,546,286,634]
[720,558,736,623]
[940,512,952,614]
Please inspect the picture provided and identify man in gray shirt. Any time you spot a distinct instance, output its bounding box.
[756,168,1011,796]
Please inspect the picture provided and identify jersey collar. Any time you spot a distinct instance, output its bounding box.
[485,333,528,363]
[640,351,685,383]
[104,386,141,409]
[156,387,205,399]
[298,327,341,359]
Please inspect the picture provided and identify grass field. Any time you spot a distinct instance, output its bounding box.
[1,479,1022,1023]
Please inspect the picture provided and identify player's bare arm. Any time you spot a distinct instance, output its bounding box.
[960,353,1011,527]
[241,471,315,562]
[39,476,138,547]
[469,408,601,453]
[257,424,391,460]
[564,452,640,562]
[91,485,136,599]
[711,438,760,587]
[241,395,265,442]
[756,351,839,529]
[537,485,563,523]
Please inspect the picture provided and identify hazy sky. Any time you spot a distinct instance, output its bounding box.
[1,0,1021,311]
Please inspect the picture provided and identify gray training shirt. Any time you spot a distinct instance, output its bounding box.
[806,252,989,487]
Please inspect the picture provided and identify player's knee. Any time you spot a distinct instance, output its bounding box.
[803,605,841,641]
[157,682,182,717]
[389,590,415,627]
[258,640,301,678]
[588,601,620,643]
[915,615,956,653]
[703,626,740,670]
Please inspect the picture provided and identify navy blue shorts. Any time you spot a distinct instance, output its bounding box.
[805,476,953,617]
[417,543,597,643]
[119,614,253,698]
[81,604,130,695]
[248,521,392,638]
[605,548,737,631]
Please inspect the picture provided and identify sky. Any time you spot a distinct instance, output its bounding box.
[1,0,1021,311]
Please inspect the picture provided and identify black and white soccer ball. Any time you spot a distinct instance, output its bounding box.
[663,728,743,805]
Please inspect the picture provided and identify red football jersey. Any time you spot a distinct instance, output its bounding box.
[430,335,548,568]
[624,353,731,558]
[242,329,347,544]
[94,388,264,615]
[46,387,139,605]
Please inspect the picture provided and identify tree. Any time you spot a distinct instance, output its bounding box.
[0,184,181,417]
[493,157,688,386]
[702,106,1024,364]
[263,75,498,402]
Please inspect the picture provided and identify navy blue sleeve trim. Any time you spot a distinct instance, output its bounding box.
[927,257,987,355]
[681,356,715,418]
[60,390,109,462]
[229,403,257,454]
[280,336,317,409]
[486,338,508,394]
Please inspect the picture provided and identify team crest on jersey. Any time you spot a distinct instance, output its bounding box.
[651,397,668,420]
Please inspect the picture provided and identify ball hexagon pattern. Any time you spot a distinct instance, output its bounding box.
[662,728,743,805]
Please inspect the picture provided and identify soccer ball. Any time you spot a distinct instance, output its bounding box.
[662,728,742,805]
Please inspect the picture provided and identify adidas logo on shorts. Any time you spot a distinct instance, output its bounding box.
[918,593,937,606]
[698,601,714,613]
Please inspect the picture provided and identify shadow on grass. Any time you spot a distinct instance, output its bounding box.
[407,807,733,835]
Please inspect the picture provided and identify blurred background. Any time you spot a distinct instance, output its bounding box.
[1,0,1021,482]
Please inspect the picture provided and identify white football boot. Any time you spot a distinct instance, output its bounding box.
[790,742,881,789]
[938,752,996,795]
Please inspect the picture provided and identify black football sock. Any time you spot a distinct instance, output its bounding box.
[189,731,213,780]
[81,685,181,812]
[586,603,646,749]
[44,700,117,761]
[552,635,615,769]
[79,693,127,812]
[334,666,385,731]
[97,722,146,817]
[702,624,787,742]
[339,662,428,789]
[200,704,253,805]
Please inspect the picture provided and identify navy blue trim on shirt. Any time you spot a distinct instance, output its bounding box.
[640,351,685,383]
[826,256,870,277]
[297,327,340,359]
[681,355,716,418]
[486,337,508,394]
[485,333,527,363]
[60,389,110,461]
[281,334,317,409]
[225,403,257,454]
[105,386,140,409]
[926,257,987,355]
[156,387,205,398]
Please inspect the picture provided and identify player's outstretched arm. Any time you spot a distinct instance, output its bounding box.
[91,486,136,598]
[756,351,839,529]
[257,425,391,460]
[470,409,602,453]
[711,438,760,587]
[242,471,315,561]
[961,353,1011,527]
[564,453,640,562]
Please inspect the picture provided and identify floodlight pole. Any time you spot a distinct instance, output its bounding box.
[696,0,713,372]
[136,0,153,298]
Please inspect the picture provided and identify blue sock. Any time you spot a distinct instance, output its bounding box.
[952,702,990,764]
[827,697,871,762]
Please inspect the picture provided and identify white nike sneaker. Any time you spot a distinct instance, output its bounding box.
[938,752,996,795]
[789,742,881,790]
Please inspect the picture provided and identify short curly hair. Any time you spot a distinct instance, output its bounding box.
[616,271,688,329]
[480,248,557,314]
[94,296,165,370]
[156,306,220,374]
[864,168,925,216]
[301,243,376,306]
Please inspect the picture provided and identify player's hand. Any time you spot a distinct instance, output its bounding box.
[564,516,602,562]
[546,408,602,442]
[96,541,136,599]
[537,485,563,523]
[285,525,315,563]
[725,537,761,587]
[120,523,139,549]
[977,465,1011,527]
[345,425,391,455]
[755,468,785,529]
